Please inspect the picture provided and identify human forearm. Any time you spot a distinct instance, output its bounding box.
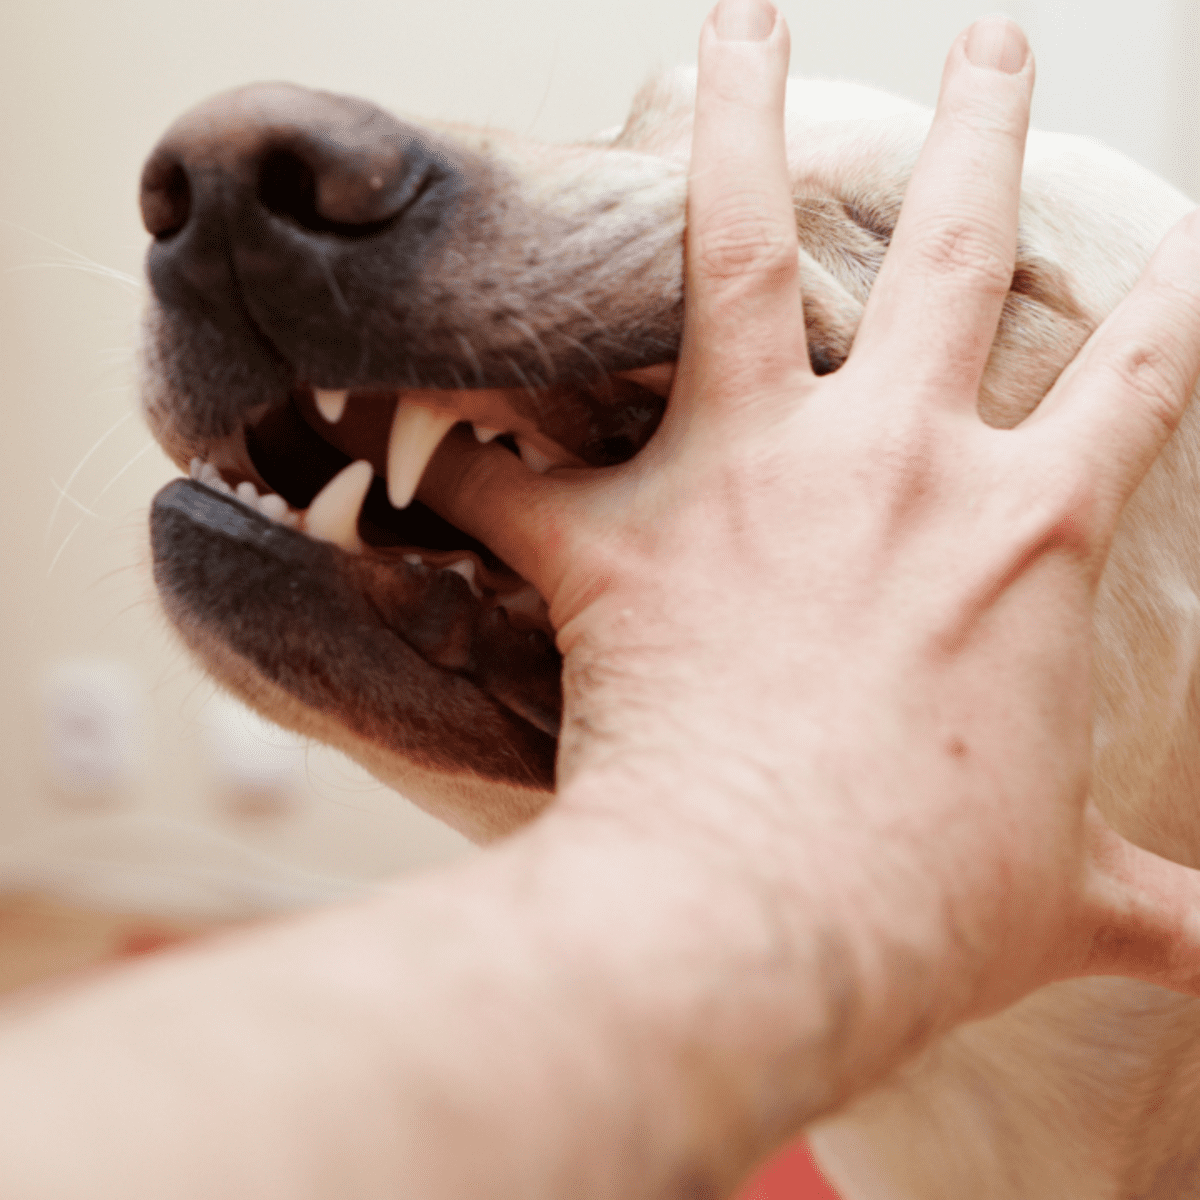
[0,803,880,1200]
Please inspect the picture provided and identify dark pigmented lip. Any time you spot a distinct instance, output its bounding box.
[150,479,562,784]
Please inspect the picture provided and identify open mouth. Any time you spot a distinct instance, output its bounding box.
[164,365,674,746]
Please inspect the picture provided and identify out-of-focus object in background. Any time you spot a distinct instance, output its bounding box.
[41,659,145,807]
[200,692,306,819]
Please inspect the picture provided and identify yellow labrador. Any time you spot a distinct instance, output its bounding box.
[138,69,1200,1197]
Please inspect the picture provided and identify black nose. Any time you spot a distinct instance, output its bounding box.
[139,83,431,236]
[139,83,461,393]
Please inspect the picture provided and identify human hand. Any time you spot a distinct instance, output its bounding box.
[424,0,1200,1048]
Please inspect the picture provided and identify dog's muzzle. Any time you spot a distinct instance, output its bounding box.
[139,84,682,793]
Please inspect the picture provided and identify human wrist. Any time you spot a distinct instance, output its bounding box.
[549,758,988,1135]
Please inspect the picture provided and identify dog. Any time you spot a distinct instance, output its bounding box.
[138,68,1200,1197]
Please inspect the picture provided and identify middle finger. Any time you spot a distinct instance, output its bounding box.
[852,17,1034,408]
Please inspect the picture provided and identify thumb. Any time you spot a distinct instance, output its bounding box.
[418,425,572,599]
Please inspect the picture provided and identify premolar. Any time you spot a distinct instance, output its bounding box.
[445,558,483,598]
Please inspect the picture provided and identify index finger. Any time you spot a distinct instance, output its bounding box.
[675,0,811,421]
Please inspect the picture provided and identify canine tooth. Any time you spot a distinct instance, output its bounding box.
[517,440,554,474]
[305,460,372,553]
[445,558,482,598]
[259,493,289,523]
[386,403,458,509]
[315,388,349,424]
[474,425,502,443]
[189,457,204,480]
[403,553,423,566]
[236,481,259,505]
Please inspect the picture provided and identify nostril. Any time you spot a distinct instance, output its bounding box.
[257,149,324,231]
[256,144,428,238]
[140,159,191,239]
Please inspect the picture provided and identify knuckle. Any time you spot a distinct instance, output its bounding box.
[907,218,1013,298]
[1101,342,1190,439]
[693,196,798,283]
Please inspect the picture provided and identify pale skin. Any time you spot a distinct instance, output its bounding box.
[4,3,1200,1198]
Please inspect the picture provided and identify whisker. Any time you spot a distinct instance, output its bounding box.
[47,520,84,577]
[0,222,142,295]
[562,295,608,336]
[524,35,561,138]
[89,438,156,508]
[48,480,101,521]
[0,220,140,269]
[553,331,608,382]
[455,333,485,387]
[46,440,158,576]
[2,261,142,294]
[317,250,351,319]
[44,409,134,546]
[509,318,557,384]
[502,356,541,399]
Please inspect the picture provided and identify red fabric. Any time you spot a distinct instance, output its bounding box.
[738,1140,841,1200]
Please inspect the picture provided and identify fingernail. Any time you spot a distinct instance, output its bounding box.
[965,15,1028,73]
[714,0,776,41]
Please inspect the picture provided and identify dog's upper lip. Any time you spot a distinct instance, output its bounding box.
[204,362,677,570]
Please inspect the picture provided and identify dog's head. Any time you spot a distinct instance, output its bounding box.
[141,70,1121,841]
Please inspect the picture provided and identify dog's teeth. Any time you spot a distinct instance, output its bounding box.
[203,470,233,496]
[189,457,204,480]
[236,481,259,505]
[386,403,458,509]
[199,463,233,495]
[258,493,289,523]
[517,440,554,474]
[498,585,548,622]
[473,425,502,444]
[445,558,482,598]
[403,553,423,566]
[315,388,349,425]
[304,460,373,552]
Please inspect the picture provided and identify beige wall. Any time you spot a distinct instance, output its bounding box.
[1,0,1196,905]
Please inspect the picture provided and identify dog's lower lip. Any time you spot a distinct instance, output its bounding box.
[150,478,564,741]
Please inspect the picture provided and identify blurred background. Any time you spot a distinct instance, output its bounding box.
[0,0,1196,1193]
